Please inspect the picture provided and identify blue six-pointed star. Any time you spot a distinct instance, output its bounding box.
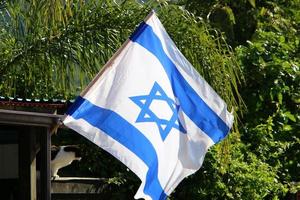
[130,82,186,141]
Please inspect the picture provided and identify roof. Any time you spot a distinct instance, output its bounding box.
[0,96,73,114]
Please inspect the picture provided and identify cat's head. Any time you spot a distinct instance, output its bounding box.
[63,145,82,161]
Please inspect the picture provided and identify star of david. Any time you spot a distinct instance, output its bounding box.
[130,82,186,141]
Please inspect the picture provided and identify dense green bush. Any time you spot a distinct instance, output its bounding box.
[171,0,300,199]
[236,0,300,195]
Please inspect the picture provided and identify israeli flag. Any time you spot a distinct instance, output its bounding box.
[64,11,234,200]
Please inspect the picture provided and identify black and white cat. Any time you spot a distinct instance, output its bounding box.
[51,145,81,179]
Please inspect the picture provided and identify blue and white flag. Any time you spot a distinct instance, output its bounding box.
[64,11,234,200]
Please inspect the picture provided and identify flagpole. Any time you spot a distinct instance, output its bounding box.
[80,11,156,96]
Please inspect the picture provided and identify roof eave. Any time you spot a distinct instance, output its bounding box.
[0,109,64,127]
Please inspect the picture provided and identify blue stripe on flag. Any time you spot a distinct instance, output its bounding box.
[67,96,167,200]
[130,22,229,144]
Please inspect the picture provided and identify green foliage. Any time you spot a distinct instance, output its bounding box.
[172,0,300,199]
[0,0,242,113]
[184,0,257,46]
[170,133,287,200]
[235,0,300,197]
[0,0,139,98]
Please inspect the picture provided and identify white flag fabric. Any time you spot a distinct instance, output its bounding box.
[64,11,234,200]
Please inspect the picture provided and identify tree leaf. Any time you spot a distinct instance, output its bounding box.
[284,111,296,122]
[248,0,256,8]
